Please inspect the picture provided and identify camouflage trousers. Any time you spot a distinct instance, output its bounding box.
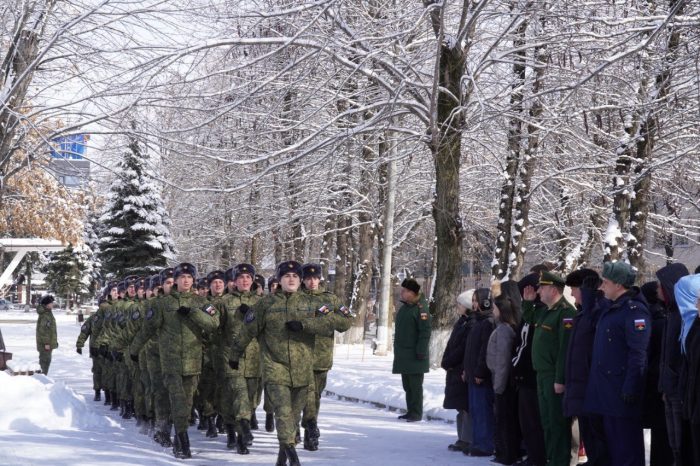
[117,359,132,401]
[39,350,52,375]
[196,361,217,417]
[138,349,151,418]
[90,351,102,390]
[302,370,328,425]
[131,364,145,417]
[267,383,308,447]
[246,377,273,414]
[147,351,170,423]
[163,373,199,434]
[102,358,116,393]
[220,374,250,425]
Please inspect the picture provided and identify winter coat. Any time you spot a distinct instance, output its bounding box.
[304,288,354,371]
[584,287,650,419]
[511,300,546,389]
[232,290,338,388]
[221,290,262,378]
[463,310,495,384]
[563,288,608,418]
[392,295,432,375]
[640,282,666,428]
[441,313,472,410]
[130,289,219,377]
[656,263,689,396]
[523,296,577,384]
[36,305,58,352]
[487,322,516,395]
[76,313,101,356]
[681,317,700,424]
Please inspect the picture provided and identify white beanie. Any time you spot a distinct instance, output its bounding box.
[456,289,474,310]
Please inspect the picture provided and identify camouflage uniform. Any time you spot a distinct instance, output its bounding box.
[76,313,103,394]
[230,290,337,448]
[130,289,219,434]
[36,304,58,375]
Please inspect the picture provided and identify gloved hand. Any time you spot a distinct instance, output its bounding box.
[622,393,638,405]
[416,353,427,360]
[76,348,82,355]
[99,345,108,357]
[177,306,191,316]
[285,321,303,332]
[130,353,139,363]
[581,275,602,291]
[228,359,239,370]
[239,304,251,315]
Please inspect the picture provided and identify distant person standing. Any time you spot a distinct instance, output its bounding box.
[36,295,58,375]
[393,278,431,422]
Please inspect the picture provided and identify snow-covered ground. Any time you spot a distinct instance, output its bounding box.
[0,309,489,465]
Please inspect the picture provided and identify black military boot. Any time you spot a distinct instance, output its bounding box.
[225,424,236,449]
[236,433,250,455]
[174,431,191,459]
[303,428,318,451]
[94,389,101,401]
[284,445,301,466]
[110,396,119,411]
[104,390,111,405]
[172,431,182,457]
[155,421,173,447]
[307,419,320,439]
[138,416,150,435]
[197,414,208,431]
[148,417,156,436]
[122,400,134,420]
[239,419,253,446]
[205,416,218,438]
[136,415,144,428]
[275,447,287,466]
[216,414,225,433]
[294,429,301,444]
[189,408,197,426]
[250,411,259,430]
[265,413,275,432]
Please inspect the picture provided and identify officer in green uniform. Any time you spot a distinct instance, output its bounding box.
[76,308,103,400]
[130,263,219,459]
[229,260,337,466]
[36,295,58,375]
[392,278,431,422]
[300,263,354,450]
[522,271,577,466]
[94,282,117,405]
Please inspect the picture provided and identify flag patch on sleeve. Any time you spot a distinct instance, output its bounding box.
[202,304,216,316]
[634,319,647,331]
[562,318,573,329]
[317,305,331,315]
[420,312,429,321]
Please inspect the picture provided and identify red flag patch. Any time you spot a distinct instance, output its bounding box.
[562,318,573,330]
[634,319,646,331]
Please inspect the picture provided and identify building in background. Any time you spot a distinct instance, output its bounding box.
[48,134,91,188]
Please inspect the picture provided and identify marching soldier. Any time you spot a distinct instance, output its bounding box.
[76,306,104,400]
[130,263,219,459]
[112,275,139,419]
[300,263,353,450]
[36,295,58,375]
[229,260,337,466]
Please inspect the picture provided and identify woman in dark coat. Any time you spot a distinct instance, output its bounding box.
[441,290,474,453]
[463,288,495,457]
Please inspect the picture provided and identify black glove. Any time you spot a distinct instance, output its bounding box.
[99,345,108,357]
[622,393,638,405]
[113,351,123,362]
[89,347,97,358]
[416,353,427,361]
[106,351,114,362]
[239,304,251,315]
[228,359,239,370]
[130,353,139,363]
[76,347,82,355]
[177,306,191,316]
[581,275,602,291]
[285,320,303,332]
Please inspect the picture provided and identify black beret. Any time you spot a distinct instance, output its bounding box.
[234,263,256,279]
[207,270,226,285]
[565,268,599,288]
[401,278,420,294]
[276,261,302,280]
[174,262,197,279]
[302,263,322,279]
[40,295,55,306]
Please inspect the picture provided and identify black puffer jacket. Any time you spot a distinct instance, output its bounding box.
[656,263,689,396]
[463,311,495,384]
[442,313,473,410]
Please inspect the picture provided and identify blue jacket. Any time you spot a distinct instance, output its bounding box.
[584,287,651,419]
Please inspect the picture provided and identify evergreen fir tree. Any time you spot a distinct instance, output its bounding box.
[82,209,103,294]
[98,129,175,278]
[43,243,90,305]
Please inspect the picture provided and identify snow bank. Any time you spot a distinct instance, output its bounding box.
[0,372,113,432]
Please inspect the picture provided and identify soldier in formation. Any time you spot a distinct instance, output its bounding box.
[75,260,354,465]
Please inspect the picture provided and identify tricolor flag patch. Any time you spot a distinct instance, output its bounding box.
[202,304,216,316]
[317,305,331,315]
[634,319,647,331]
[420,312,429,321]
[562,318,573,330]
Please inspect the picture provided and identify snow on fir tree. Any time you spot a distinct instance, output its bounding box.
[98,128,175,278]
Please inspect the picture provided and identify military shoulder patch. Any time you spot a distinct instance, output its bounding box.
[562,317,573,329]
[244,309,256,324]
[202,304,216,316]
[420,312,429,321]
[337,306,355,318]
[131,310,141,321]
[634,319,647,331]
[317,305,331,315]
[81,323,89,332]
[46,320,51,328]
[146,308,155,320]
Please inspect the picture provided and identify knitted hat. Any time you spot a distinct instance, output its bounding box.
[456,290,474,310]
